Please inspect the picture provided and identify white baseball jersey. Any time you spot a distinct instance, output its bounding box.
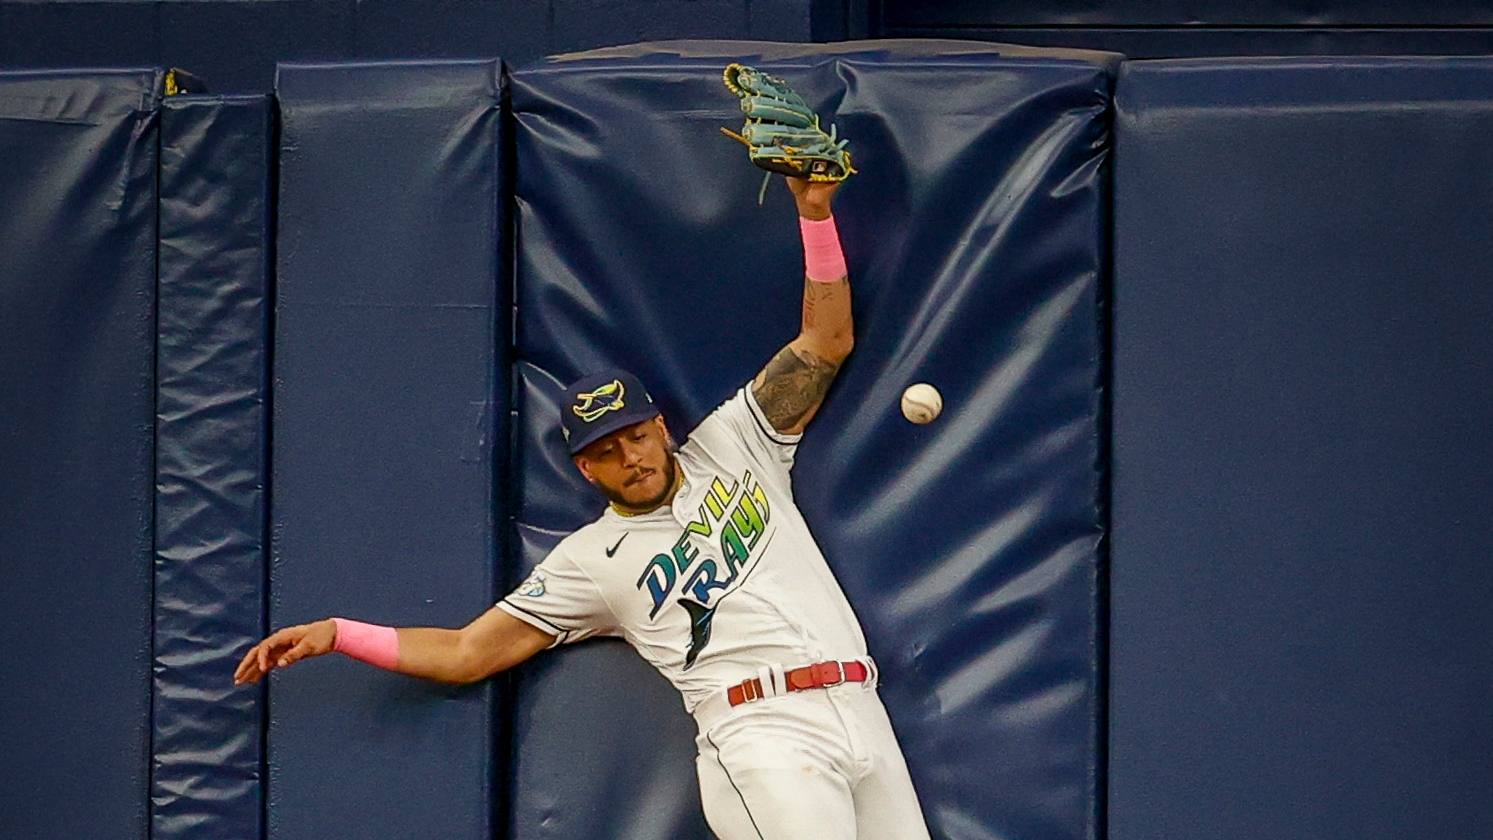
[498,383,869,713]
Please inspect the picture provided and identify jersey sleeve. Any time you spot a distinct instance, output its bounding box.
[688,383,801,479]
[497,544,617,646]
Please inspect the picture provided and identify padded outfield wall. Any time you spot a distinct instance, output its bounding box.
[2,40,1491,840]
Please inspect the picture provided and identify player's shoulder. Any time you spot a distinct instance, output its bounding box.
[554,515,623,556]
[684,383,799,457]
[526,522,609,593]
[687,384,761,437]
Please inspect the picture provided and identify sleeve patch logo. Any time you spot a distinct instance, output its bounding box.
[572,380,626,423]
[516,570,547,598]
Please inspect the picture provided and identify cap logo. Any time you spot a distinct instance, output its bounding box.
[572,379,626,423]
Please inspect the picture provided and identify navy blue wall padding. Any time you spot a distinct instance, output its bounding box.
[874,27,1493,62]
[0,69,162,839]
[12,0,1493,93]
[270,60,506,840]
[2,0,818,94]
[154,93,274,840]
[511,39,1113,840]
[885,0,1493,25]
[1111,57,1493,840]
[877,0,1493,59]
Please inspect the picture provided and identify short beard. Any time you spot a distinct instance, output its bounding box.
[599,452,678,514]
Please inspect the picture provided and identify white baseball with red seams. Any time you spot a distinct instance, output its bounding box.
[900,382,943,424]
[498,384,931,840]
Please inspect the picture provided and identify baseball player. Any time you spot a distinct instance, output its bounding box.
[236,69,931,840]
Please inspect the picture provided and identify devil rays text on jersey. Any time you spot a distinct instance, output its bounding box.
[635,469,772,667]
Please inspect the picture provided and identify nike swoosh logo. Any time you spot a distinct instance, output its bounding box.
[606,533,628,557]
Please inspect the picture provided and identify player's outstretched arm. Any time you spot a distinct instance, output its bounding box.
[398,607,555,683]
[752,177,853,436]
[233,605,554,686]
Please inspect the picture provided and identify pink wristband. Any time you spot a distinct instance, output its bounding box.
[800,215,847,283]
[332,618,400,670]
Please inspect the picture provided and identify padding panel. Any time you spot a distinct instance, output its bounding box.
[0,69,163,839]
[269,60,506,840]
[154,93,274,840]
[1112,57,1493,840]
[512,39,1114,840]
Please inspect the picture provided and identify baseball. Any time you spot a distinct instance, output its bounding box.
[900,382,943,424]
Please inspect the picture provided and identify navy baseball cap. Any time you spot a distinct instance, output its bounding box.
[560,369,661,455]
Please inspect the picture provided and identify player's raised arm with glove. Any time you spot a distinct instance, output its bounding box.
[232,604,555,686]
[751,177,853,436]
[723,63,857,436]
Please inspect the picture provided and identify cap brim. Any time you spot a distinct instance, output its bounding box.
[567,407,661,455]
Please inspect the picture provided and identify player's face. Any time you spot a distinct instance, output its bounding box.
[573,416,678,514]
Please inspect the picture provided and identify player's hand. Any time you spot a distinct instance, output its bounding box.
[787,176,839,221]
[233,619,337,685]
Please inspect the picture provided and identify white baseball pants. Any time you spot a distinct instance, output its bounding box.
[694,681,932,840]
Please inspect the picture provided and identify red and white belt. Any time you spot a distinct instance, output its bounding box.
[726,659,871,707]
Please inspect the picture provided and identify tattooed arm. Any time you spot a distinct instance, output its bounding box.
[752,178,853,436]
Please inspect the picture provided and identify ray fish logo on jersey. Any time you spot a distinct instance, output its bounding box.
[572,380,626,423]
[634,470,772,668]
[515,570,547,598]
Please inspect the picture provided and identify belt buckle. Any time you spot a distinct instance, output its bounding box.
[811,661,845,687]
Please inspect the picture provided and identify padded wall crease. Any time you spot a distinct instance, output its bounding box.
[154,93,274,840]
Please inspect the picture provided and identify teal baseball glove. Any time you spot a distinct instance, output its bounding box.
[721,63,855,184]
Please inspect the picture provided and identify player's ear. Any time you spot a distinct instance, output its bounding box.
[572,455,597,484]
[653,416,674,448]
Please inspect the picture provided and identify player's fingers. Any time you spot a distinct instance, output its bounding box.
[233,650,251,683]
[277,636,318,668]
[237,660,264,685]
[262,625,305,659]
[236,641,272,685]
[236,624,318,684]
[259,626,300,674]
[234,645,260,681]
